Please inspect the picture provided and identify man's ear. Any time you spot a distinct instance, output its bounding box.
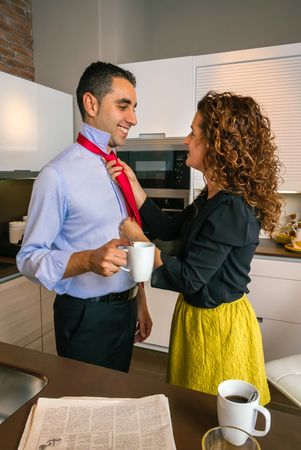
[82,92,99,118]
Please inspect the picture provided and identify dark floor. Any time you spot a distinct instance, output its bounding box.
[130,346,299,412]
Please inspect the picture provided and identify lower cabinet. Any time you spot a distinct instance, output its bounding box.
[0,275,56,354]
[248,257,301,362]
[0,276,41,347]
[25,337,43,351]
[40,285,56,354]
[143,282,177,349]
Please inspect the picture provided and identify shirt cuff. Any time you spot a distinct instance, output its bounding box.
[35,250,72,292]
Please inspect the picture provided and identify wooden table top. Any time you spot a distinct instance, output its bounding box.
[0,343,300,450]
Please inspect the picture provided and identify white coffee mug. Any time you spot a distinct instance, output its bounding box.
[217,379,271,446]
[120,242,155,282]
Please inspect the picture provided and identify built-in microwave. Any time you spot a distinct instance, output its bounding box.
[119,137,190,254]
[118,137,190,191]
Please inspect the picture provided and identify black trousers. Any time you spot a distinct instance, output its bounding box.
[53,294,137,372]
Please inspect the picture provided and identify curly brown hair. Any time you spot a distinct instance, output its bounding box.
[197,91,283,233]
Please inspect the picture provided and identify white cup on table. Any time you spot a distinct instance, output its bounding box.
[217,379,271,446]
[120,242,155,282]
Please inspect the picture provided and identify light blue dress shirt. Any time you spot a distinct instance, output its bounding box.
[17,124,135,298]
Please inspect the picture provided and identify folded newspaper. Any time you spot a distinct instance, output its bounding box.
[18,394,177,450]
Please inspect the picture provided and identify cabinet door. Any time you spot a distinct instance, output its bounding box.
[143,282,178,348]
[40,286,55,335]
[248,276,301,324]
[195,44,301,191]
[248,258,301,324]
[0,71,73,171]
[25,337,43,352]
[0,276,41,346]
[42,329,57,355]
[121,57,194,138]
[259,319,301,362]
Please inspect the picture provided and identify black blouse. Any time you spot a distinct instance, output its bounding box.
[140,190,260,308]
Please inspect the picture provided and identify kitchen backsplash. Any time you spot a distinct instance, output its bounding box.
[0,179,34,244]
[281,193,301,218]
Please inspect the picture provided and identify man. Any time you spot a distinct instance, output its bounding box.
[17,62,152,372]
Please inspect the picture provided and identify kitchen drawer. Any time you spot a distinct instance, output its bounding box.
[251,258,301,281]
[0,276,41,346]
[248,276,301,324]
[259,318,301,362]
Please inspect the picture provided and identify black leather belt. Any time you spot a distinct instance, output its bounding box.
[62,285,138,304]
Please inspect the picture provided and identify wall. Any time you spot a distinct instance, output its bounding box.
[0,179,34,244]
[99,0,154,63]
[32,0,100,134]
[32,0,153,134]
[31,0,301,131]
[151,0,301,60]
[0,0,34,81]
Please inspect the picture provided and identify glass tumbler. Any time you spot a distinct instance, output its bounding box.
[202,426,261,449]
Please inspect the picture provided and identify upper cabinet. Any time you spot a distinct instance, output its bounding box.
[195,43,301,192]
[120,56,194,138]
[0,71,73,171]
[122,43,301,193]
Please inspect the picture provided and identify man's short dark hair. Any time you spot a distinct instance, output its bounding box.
[76,61,136,120]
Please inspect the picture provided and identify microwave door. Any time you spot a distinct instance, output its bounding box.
[128,151,174,189]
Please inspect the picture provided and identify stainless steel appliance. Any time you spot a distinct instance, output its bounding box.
[118,137,190,215]
[118,137,190,254]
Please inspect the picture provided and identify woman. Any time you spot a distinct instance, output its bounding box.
[108,91,283,405]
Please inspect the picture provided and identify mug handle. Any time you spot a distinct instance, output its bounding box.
[119,248,130,272]
[252,404,271,437]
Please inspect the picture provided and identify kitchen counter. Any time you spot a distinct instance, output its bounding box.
[0,239,300,282]
[0,342,300,450]
[256,238,301,259]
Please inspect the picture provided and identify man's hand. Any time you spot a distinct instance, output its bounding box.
[63,238,130,279]
[89,239,130,276]
[135,284,153,343]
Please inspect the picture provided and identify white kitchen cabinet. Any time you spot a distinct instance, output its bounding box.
[248,257,301,362]
[120,57,194,138]
[0,276,41,347]
[0,275,57,354]
[142,282,178,349]
[195,43,301,191]
[190,168,206,203]
[0,71,73,171]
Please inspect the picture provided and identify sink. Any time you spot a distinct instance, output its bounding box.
[0,364,48,423]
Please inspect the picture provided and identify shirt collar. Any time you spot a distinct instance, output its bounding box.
[81,123,112,155]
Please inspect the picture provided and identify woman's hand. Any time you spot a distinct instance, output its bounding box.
[120,218,147,242]
[105,158,137,187]
[135,284,152,343]
[104,157,147,209]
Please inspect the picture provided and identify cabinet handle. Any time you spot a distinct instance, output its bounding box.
[257,317,263,323]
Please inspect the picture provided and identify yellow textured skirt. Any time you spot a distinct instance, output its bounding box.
[167,294,270,405]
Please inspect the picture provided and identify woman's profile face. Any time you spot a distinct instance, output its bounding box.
[184,112,208,173]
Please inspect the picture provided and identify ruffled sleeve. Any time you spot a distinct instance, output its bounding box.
[201,195,260,246]
[151,193,260,294]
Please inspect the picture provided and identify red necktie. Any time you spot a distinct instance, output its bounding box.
[77,132,142,227]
